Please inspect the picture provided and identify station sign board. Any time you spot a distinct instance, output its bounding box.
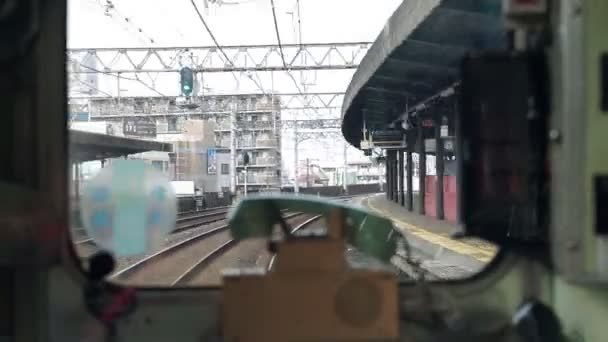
[207,148,217,175]
[424,138,455,153]
[371,130,402,141]
[69,111,89,122]
[371,130,406,149]
[424,139,436,153]
[123,118,157,137]
[503,0,547,16]
[443,137,455,152]
[421,119,435,128]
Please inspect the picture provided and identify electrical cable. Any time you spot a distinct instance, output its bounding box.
[72,78,114,97]
[72,61,166,96]
[189,0,267,94]
[266,0,316,117]
[270,0,287,68]
[97,0,156,45]
[188,0,236,68]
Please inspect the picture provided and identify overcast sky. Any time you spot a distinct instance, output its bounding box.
[68,0,401,47]
[68,0,403,172]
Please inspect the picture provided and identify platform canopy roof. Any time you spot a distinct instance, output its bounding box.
[341,0,505,148]
[70,130,173,162]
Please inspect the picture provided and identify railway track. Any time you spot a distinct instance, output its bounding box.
[75,195,364,284]
[73,195,358,248]
[72,206,230,247]
[266,215,322,271]
[173,207,230,232]
[110,212,324,286]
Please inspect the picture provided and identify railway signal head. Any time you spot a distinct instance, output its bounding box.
[180,67,194,96]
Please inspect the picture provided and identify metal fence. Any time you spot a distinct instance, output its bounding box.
[177,192,232,212]
[72,185,383,227]
[281,183,384,197]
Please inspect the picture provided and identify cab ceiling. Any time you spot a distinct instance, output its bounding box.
[341,0,505,148]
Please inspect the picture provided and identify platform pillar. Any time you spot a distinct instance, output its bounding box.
[73,162,80,201]
[393,151,399,204]
[384,153,391,199]
[387,150,397,201]
[406,148,413,212]
[435,114,445,220]
[417,123,426,215]
[393,151,399,203]
[398,149,405,206]
[454,97,462,224]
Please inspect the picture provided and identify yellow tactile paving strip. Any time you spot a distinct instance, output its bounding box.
[364,197,498,263]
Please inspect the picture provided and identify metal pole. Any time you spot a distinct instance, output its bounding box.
[230,111,236,194]
[294,123,299,193]
[343,141,348,194]
[417,122,426,215]
[244,165,248,196]
[399,149,405,206]
[378,161,383,191]
[175,148,179,180]
[406,148,413,211]
[386,153,392,200]
[454,96,463,224]
[435,114,445,220]
[306,158,310,187]
[387,150,396,201]
[74,163,80,201]
[117,72,121,104]
[271,71,280,189]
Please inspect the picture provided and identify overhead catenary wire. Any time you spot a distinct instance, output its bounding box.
[189,0,267,94]
[98,0,172,89]
[72,78,114,97]
[270,0,288,68]
[296,0,303,49]
[96,0,156,45]
[269,0,303,93]
[73,61,167,96]
[189,0,237,67]
[267,0,315,116]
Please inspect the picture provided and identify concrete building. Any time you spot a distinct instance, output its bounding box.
[214,96,282,193]
[163,120,218,193]
[74,94,282,194]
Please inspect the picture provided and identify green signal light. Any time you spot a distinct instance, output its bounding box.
[180,67,194,95]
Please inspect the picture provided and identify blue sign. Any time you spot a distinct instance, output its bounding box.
[207,148,217,175]
[69,111,89,122]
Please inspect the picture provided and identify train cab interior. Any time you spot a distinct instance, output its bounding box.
[1,0,608,341]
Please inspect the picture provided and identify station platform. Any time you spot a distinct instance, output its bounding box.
[70,129,173,162]
[360,194,498,279]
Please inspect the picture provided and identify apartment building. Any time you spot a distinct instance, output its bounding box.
[73,94,282,194]
[214,96,282,193]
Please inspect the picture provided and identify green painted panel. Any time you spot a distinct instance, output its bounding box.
[227,194,397,263]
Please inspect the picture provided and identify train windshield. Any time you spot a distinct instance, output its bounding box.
[68,0,498,287]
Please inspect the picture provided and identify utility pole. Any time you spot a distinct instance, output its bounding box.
[343,141,348,194]
[243,152,250,197]
[73,163,80,200]
[230,111,236,195]
[116,72,121,104]
[244,166,248,196]
[294,121,299,193]
[306,158,310,188]
[377,160,383,191]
